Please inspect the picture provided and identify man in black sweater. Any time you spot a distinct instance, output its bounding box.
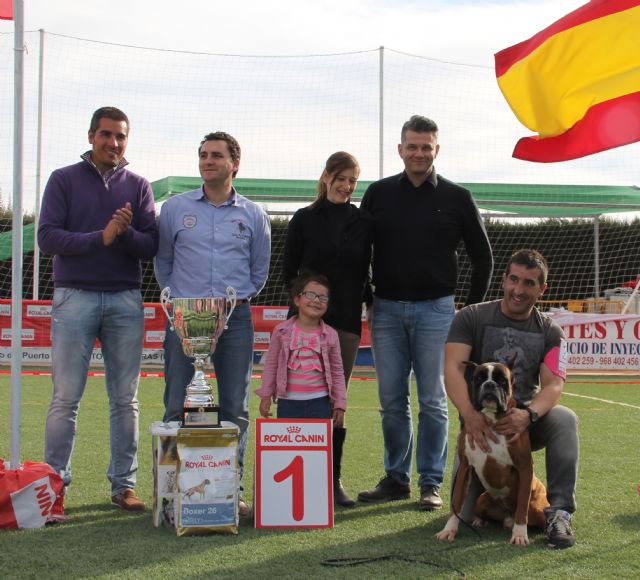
[358,115,493,510]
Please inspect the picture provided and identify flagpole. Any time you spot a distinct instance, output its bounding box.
[10,0,25,469]
[33,28,44,300]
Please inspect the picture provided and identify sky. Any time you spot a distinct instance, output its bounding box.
[1,0,639,213]
[4,0,585,65]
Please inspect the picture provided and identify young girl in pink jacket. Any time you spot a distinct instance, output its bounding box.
[256,274,346,426]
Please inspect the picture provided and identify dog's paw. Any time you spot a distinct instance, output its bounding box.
[471,517,488,528]
[509,524,530,546]
[510,534,530,546]
[435,529,457,542]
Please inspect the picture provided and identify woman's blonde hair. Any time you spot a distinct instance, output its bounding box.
[311,151,360,208]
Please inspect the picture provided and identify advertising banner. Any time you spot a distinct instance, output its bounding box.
[548,312,640,372]
[2,300,639,372]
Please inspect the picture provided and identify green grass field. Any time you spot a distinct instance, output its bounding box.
[1,373,639,579]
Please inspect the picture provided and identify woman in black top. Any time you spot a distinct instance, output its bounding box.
[283,151,373,507]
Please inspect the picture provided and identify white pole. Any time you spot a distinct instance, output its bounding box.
[33,28,44,300]
[10,0,25,469]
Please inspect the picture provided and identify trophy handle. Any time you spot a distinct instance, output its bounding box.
[224,286,237,329]
[160,287,175,331]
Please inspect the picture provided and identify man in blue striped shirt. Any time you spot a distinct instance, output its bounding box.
[155,132,271,515]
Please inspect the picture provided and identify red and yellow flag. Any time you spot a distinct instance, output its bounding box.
[495,0,640,162]
[0,0,13,21]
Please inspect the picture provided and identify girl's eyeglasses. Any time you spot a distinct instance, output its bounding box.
[299,290,329,303]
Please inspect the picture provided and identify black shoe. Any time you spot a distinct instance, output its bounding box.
[334,480,357,508]
[418,485,443,511]
[358,475,410,503]
[546,510,575,549]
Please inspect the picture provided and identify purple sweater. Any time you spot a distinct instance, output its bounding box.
[38,157,159,291]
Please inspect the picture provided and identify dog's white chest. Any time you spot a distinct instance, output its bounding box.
[465,433,514,497]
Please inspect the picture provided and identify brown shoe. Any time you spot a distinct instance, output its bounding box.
[418,485,443,511]
[111,489,146,512]
[238,498,253,518]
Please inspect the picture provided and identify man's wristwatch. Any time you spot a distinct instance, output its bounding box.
[526,406,540,424]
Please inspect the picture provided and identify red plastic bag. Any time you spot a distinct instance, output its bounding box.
[0,459,66,528]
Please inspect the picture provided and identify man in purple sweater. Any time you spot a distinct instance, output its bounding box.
[38,106,158,511]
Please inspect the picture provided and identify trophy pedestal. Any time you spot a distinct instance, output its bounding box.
[183,402,221,427]
[182,369,221,427]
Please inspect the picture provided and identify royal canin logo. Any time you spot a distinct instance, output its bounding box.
[263,309,287,321]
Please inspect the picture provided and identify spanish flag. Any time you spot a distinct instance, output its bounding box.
[0,0,13,21]
[495,0,640,163]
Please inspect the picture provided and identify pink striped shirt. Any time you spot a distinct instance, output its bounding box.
[286,325,329,400]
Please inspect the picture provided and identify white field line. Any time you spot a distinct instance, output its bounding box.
[563,391,640,410]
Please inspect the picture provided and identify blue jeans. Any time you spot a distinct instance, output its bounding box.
[44,288,143,494]
[163,303,253,488]
[531,405,579,517]
[276,396,332,419]
[371,295,454,488]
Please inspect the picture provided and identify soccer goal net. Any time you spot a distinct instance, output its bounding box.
[2,32,640,320]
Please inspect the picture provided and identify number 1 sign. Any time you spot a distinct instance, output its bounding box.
[254,418,333,528]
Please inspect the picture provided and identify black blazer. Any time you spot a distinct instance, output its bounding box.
[282,200,373,336]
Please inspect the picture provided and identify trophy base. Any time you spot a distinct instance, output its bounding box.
[182,404,221,428]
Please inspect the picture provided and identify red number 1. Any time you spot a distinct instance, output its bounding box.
[273,455,304,521]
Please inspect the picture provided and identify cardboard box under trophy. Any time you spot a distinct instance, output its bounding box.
[151,421,240,534]
[150,421,181,528]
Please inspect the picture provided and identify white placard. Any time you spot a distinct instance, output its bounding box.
[254,418,333,528]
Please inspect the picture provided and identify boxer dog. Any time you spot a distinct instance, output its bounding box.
[182,479,211,501]
[436,356,549,546]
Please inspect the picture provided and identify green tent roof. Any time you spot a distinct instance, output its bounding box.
[152,176,640,217]
[0,223,35,261]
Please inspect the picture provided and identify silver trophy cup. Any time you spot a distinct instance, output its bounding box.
[160,286,237,427]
